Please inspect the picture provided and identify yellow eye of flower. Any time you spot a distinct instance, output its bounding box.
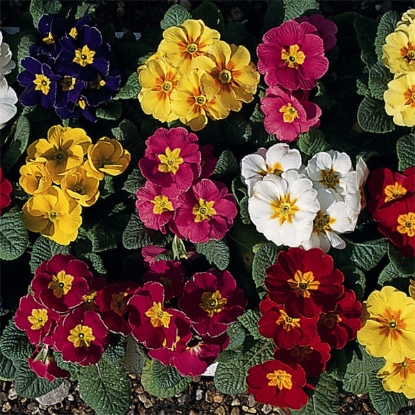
[187,43,198,54]
[69,27,78,39]
[151,195,174,215]
[33,74,51,95]
[158,147,184,174]
[320,167,340,189]
[145,301,173,328]
[199,290,227,317]
[42,32,54,45]
[403,85,415,106]
[68,324,95,348]
[270,193,299,225]
[397,212,415,237]
[77,97,86,109]
[60,76,76,91]
[279,103,298,123]
[287,270,320,299]
[73,45,95,67]
[196,95,206,105]
[276,309,301,331]
[192,199,216,222]
[161,80,172,91]
[48,271,74,298]
[281,44,305,68]
[218,69,232,84]
[312,211,336,234]
[266,370,293,390]
[384,182,407,202]
[28,309,49,330]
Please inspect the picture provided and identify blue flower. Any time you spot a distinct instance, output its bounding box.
[84,70,121,106]
[56,95,96,123]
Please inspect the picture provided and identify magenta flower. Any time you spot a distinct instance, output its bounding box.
[28,346,69,381]
[178,269,247,337]
[257,20,329,90]
[138,127,202,193]
[199,144,218,179]
[261,86,322,142]
[141,245,171,264]
[173,179,237,243]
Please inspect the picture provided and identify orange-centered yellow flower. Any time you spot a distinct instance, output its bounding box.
[269,193,299,225]
[19,160,53,195]
[266,369,293,390]
[48,270,74,298]
[287,270,320,299]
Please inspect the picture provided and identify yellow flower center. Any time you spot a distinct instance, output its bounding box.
[196,95,206,105]
[279,103,299,123]
[161,81,172,92]
[287,270,320,299]
[187,43,198,54]
[281,44,305,68]
[400,41,415,63]
[403,85,415,107]
[377,308,406,340]
[69,27,78,39]
[49,210,59,220]
[110,292,128,316]
[266,162,283,176]
[47,271,74,298]
[397,212,415,237]
[88,75,106,90]
[27,309,48,330]
[158,147,184,174]
[320,167,340,189]
[82,292,97,307]
[384,182,407,203]
[313,211,336,234]
[73,45,96,67]
[33,74,51,95]
[77,97,87,109]
[319,311,342,329]
[266,369,293,389]
[145,301,173,328]
[218,69,232,84]
[199,290,227,318]
[42,32,54,45]
[276,309,301,332]
[192,199,216,222]
[152,195,174,215]
[269,193,299,225]
[60,76,76,91]
[67,324,95,348]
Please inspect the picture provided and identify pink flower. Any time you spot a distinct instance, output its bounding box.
[0,167,12,215]
[138,127,201,193]
[141,245,171,264]
[28,346,69,381]
[261,86,322,142]
[173,179,237,243]
[295,15,338,51]
[257,20,329,90]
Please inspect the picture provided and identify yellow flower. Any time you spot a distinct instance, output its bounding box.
[377,357,415,399]
[158,19,220,74]
[138,57,180,122]
[86,137,131,180]
[19,160,52,195]
[26,125,92,184]
[409,279,415,300]
[382,21,415,74]
[397,9,415,27]
[22,186,82,245]
[61,165,100,207]
[170,69,229,131]
[384,72,415,127]
[193,40,260,112]
[357,286,415,362]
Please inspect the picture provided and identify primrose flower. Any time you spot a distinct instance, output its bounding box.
[0,167,12,215]
[357,286,415,362]
[257,20,329,90]
[0,31,16,75]
[158,19,220,75]
[344,157,369,217]
[0,77,17,129]
[19,161,53,195]
[83,70,121,106]
[397,9,415,27]
[28,346,69,381]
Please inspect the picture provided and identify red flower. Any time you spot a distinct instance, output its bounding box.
[246,360,309,409]
[265,248,344,318]
[52,308,109,366]
[199,144,218,179]
[0,167,12,215]
[31,254,93,313]
[28,346,69,381]
[178,269,247,337]
[317,289,362,349]
[258,297,318,349]
[80,275,107,311]
[173,179,237,243]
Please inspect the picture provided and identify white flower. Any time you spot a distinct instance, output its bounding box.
[248,170,319,247]
[241,143,302,196]
[0,76,18,130]
[0,31,16,76]
[345,157,370,215]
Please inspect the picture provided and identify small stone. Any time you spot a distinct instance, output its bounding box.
[138,394,153,408]
[247,408,257,414]
[189,410,199,415]
[2,402,11,413]
[36,379,71,407]
[195,389,203,401]
[242,405,249,412]
[261,404,273,414]
[231,398,240,406]
[27,402,38,411]
[177,394,187,405]
[7,388,17,401]
[231,408,240,415]
[213,392,224,403]
[248,394,256,407]
[67,393,74,401]
[205,390,213,403]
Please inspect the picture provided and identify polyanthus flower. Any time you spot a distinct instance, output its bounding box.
[158,19,220,75]
[248,170,319,247]
[0,76,17,129]
[174,179,237,243]
[178,269,247,337]
[357,286,415,362]
[397,9,415,27]
[83,70,121,106]
[261,86,322,142]
[265,248,345,317]
[0,167,12,215]
[0,31,16,75]
[22,186,82,245]
[344,157,369,216]
[19,161,53,195]
[139,127,201,193]
[257,20,329,90]
[192,40,260,112]
[28,346,69,381]
[246,360,309,409]
[199,144,218,179]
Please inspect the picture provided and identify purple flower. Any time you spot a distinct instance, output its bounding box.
[83,70,121,106]
[55,94,96,123]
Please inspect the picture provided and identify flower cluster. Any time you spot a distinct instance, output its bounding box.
[247,248,362,409]
[241,143,368,253]
[256,16,337,142]
[0,167,13,215]
[136,127,237,243]
[17,14,120,122]
[137,19,260,131]
[357,285,415,399]
[20,125,130,245]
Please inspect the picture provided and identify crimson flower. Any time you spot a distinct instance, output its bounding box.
[178,269,247,337]
[0,167,12,215]
[199,144,218,179]
[28,346,69,381]
[265,248,344,318]
[246,360,309,409]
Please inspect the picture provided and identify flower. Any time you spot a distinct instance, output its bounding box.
[257,20,329,90]
[0,76,17,129]
[158,19,220,75]
[246,360,309,409]
[28,346,69,381]
[357,286,415,362]
[261,86,322,142]
[248,170,319,247]
[344,157,369,216]
[22,186,82,245]
[397,9,415,27]
[0,167,12,215]
[173,179,237,243]
[178,269,247,337]
[384,72,415,127]
[0,31,16,75]
[19,161,53,195]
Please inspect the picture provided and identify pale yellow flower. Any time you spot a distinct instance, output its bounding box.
[397,9,415,27]
[19,160,52,195]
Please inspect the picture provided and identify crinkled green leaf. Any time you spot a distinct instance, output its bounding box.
[283,0,319,21]
[357,96,395,134]
[387,243,415,276]
[213,150,238,179]
[396,133,415,172]
[122,214,150,250]
[141,359,191,398]
[313,81,336,111]
[30,0,62,28]
[368,62,392,100]
[262,0,284,32]
[191,2,224,33]
[29,236,70,273]
[375,11,400,63]
[96,101,123,121]
[112,119,140,142]
[102,335,127,364]
[77,360,131,415]
[53,352,81,377]
[0,348,17,381]
[195,238,230,270]
[160,4,192,30]
[356,76,370,97]
[0,319,33,361]
[237,309,263,340]
[353,15,378,67]
[114,72,141,100]
[0,207,29,261]
[298,128,331,157]
[378,262,401,286]
[325,348,350,382]
[17,33,38,73]
[340,266,366,301]
[122,168,145,194]
[226,321,247,352]
[73,2,98,19]
[81,252,107,276]
[252,242,279,299]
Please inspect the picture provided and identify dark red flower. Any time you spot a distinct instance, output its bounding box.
[265,248,344,317]
[246,360,309,409]
[199,144,218,179]
[80,275,107,312]
[0,167,12,215]
[28,346,69,381]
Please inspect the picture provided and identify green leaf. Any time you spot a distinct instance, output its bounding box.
[81,252,107,276]
[122,168,145,194]
[252,243,279,299]
[340,238,388,271]
[353,16,378,67]
[102,335,127,364]
[17,33,38,72]
[313,81,336,111]
[377,262,401,286]
[222,114,252,145]
[396,133,415,171]
[122,214,150,250]
[226,322,246,352]
[74,2,98,19]
[262,0,284,32]
[114,72,141,100]
[29,236,70,273]
[213,150,239,179]
[160,4,192,30]
[191,2,225,33]
[297,128,331,157]
[141,359,191,398]
[325,348,350,382]
[340,266,366,301]
[356,76,370,97]
[0,207,29,261]
[357,96,395,134]
[0,319,33,361]
[30,0,62,28]
[0,349,17,381]
[195,238,230,270]
[387,243,415,276]
[375,11,400,63]
[368,62,392,100]
[283,0,319,21]
[96,101,123,121]
[77,360,131,415]
[237,309,263,340]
